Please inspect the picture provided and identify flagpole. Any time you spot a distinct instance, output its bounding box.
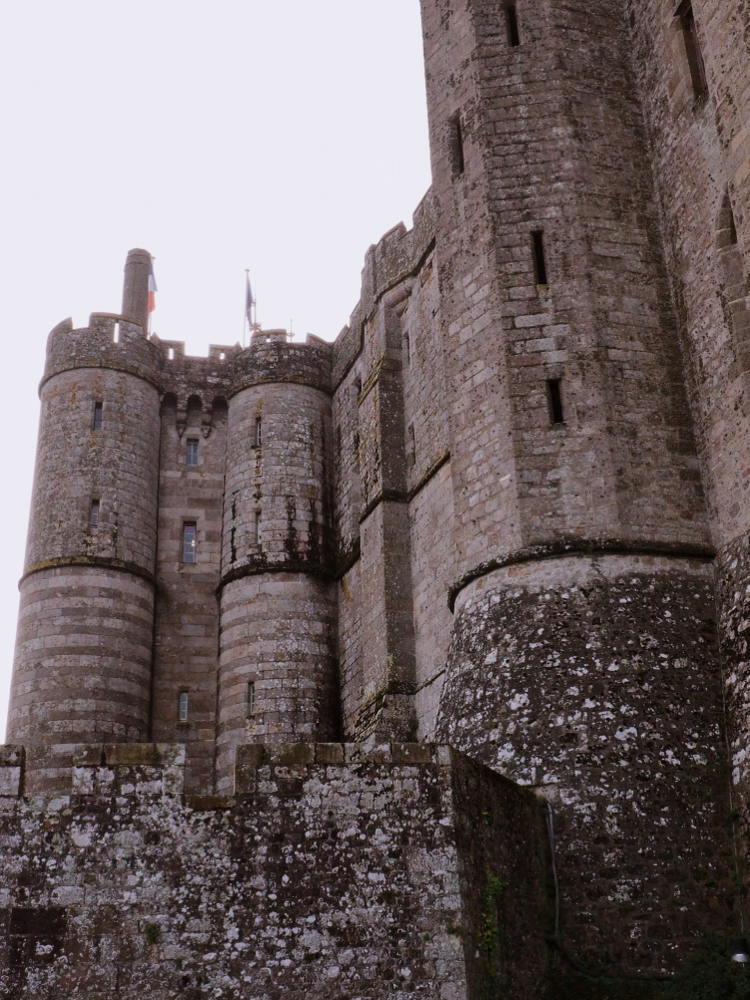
[244,270,249,348]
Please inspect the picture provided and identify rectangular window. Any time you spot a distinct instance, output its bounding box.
[178,691,189,723]
[532,230,548,286]
[254,512,262,547]
[547,380,564,424]
[247,681,256,718]
[93,402,103,431]
[186,439,199,466]
[90,499,100,526]
[255,417,262,447]
[407,424,416,466]
[679,3,708,98]
[183,522,197,563]
[450,113,465,178]
[507,5,520,46]
[113,322,120,344]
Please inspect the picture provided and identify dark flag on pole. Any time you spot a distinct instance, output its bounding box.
[245,273,255,325]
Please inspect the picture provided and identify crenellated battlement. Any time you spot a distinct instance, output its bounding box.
[42,312,163,394]
[43,313,333,405]
[332,188,436,388]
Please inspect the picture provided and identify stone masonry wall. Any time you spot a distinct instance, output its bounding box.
[7,568,154,747]
[150,393,228,796]
[437,554,735,976]
[625,0,750,865]
[331,201,459,744]
[421,0,711,596]
[0,743,549,1000]
[216,574,340,792]
[625,0,750,554]
[27,365,161,577]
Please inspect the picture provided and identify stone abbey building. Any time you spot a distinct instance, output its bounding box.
[4,0,750,996]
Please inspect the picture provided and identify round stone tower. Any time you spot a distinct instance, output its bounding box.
[7,251,162,747]
[216,328,338,792]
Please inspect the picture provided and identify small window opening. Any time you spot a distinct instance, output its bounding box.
[168,347,174,360]
[186,438,199,466]
[507,5,520,46]
[220,352,226,360]
[450,113,465,178]
[719,191,738,246]
[405,333,411,366]
[90,499,100,526]
[254,511,262,547]
[93,401,103,431]
[178,691,189,723]
[255,416,262,447]
[113,322,120,344]
[729,207,738,246]
[532,231,548,286]
[354,376,362,398]
[547,380,564,425]
[247,681,256,718]
[678,3,708,98]
[407,424,416,466]
[183,522,197,563]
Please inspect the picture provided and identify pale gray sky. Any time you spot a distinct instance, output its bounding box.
[0,1,431,739]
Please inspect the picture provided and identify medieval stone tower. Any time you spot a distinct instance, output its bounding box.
[4,0,750,996]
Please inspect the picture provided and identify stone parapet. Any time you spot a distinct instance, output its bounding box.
[42,316,333,403]
[42,314,164,393]
[230,332,332,397]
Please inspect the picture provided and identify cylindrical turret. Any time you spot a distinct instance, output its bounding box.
[216,330,338,792]
[121,248,152,331]
[7,258,162,748]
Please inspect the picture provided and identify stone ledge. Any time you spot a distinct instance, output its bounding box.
[234,743,449,794]
[2,742,451,801]
[6,743,186,798]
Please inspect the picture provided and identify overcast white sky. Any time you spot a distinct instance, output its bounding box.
[0,1,431,740]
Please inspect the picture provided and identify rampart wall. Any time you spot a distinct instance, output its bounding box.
[0,743,549,1000]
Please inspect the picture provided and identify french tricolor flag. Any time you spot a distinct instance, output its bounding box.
[148,260,158,314]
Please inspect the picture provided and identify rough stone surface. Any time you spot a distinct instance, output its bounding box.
[0,744,549,1000]
[437,554,735,972]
